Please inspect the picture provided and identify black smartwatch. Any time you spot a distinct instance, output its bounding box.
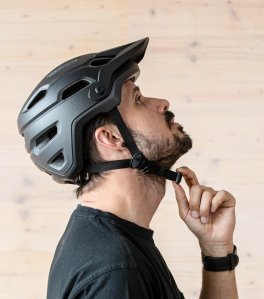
[202,245,239,272]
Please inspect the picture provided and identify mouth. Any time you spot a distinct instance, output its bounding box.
[171,122,184,133]
[165,111,186,133]
[177,124,186,134]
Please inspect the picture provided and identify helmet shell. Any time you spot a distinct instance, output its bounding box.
[17,38,149,184]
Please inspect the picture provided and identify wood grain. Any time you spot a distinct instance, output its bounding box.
[0,1,263,298]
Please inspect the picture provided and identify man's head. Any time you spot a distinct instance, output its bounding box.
[76,80,192,197]
[17,37,192,189]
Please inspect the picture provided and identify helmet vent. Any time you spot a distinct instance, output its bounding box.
[49,152,65,169]
[27,89,47,110]
[36,126,57,150]
[90,57,113,67]
[61,80,90,100]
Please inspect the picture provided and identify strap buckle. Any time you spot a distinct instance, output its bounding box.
[130,152,154,174]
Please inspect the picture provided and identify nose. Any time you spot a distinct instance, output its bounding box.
[146,98,170,113]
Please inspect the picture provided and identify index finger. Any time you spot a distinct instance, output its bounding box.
[176,166,199,188]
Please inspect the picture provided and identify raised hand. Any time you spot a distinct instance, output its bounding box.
[172,166,236,256]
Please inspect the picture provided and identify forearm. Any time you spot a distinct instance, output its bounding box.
[199,269,238,299]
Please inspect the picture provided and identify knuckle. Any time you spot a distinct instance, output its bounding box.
[206,186,215,193]
[230,193,236,205]
[218,189,228,197]
[214,197,221,205]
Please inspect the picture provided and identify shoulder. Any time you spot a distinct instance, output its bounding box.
[64,208,147,267]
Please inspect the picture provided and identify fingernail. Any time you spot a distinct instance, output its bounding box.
[191,211,200,218]
[201,217,208,224]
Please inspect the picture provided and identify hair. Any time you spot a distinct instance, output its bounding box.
[75,113,115,198]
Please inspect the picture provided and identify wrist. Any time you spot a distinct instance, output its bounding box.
[201,245,239,272]
[199,241,234,257]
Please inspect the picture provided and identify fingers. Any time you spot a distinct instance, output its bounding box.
[211,190,236,213]
[189,185,203,218]
[173,182,215,223]
[199,191,213,224]
[177,166,199,188]
[173,166,236,225]
[189,186,217,223]
[172,182,189,221]
[173,181,224,224]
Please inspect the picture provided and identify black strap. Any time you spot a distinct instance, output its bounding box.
[87,159,182,184]
[84,108,182,184]
[109,109,139,156]
[87,159,131,173]
[150,165,182,183]
[202,245,239,272]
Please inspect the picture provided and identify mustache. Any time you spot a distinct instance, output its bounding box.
[165,110,175,125]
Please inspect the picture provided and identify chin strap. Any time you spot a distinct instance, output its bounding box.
[85,108,182,184]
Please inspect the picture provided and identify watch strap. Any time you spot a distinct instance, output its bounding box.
[202,245,239,272]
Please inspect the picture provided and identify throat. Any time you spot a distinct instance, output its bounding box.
[79,170,166,229]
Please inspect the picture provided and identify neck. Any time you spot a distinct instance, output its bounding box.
[79,169,166,229]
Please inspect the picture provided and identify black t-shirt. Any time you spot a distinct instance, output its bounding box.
[47,205,184,299]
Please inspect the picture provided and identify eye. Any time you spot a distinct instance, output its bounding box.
[135,94,142,104]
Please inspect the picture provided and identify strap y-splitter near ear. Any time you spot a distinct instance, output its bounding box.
[86,108,182,184]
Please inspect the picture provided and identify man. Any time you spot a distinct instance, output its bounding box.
[17,38,238,298]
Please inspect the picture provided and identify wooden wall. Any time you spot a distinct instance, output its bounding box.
[0,1,263,298]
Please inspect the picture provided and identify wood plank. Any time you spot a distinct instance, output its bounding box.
[0,0,263,298]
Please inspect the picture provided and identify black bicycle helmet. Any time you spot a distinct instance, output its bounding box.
[17,37,182,185]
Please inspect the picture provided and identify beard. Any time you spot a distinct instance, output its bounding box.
[130,127,193,170]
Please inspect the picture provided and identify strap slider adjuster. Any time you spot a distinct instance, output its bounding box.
[130,152,151,173]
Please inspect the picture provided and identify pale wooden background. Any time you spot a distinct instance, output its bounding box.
[0,0,263,298]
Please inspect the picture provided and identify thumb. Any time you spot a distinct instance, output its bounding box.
[172,182,189,221]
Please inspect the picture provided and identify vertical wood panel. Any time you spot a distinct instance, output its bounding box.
[0,1,263,298]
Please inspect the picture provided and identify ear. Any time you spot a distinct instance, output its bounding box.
[94,124,127,152]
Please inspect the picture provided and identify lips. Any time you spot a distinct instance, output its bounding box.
[170,120,185,134]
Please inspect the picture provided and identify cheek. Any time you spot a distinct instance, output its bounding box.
[133,114,169,137]
[120,106,170,137]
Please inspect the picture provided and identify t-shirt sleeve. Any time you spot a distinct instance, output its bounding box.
[73,267,154,299]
